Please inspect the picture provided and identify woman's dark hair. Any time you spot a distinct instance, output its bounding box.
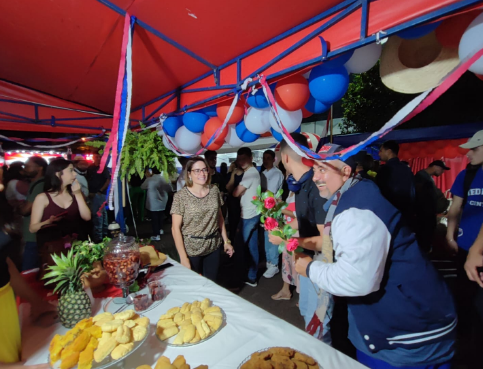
[44,158,73,194]
[4,161,25,184]
[185,157,211,187]
[151,167,161,175]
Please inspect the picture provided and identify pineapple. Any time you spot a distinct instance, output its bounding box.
[43,248,92,328]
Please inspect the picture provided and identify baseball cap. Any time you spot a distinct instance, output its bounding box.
[429,160,450,170]
[460,130,483,149]
[314,142,362,171]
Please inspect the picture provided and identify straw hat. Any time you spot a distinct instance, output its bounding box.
[380,31,460,94]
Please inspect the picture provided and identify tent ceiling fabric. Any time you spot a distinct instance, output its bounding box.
[0,0,480,133]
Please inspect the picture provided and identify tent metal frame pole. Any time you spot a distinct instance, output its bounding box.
[97,0,216,71]
[0,110,36,123]
[149,0,481,118]
[0,118,111,131]
[360,0,368,39]
[143,93,177,121]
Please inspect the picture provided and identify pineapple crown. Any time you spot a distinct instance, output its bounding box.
[43,248,86,295]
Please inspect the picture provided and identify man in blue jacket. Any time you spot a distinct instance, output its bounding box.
[295,143,456,369]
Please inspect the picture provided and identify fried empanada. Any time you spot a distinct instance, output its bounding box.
[114,309,136,321]
[111,342,134,360]
[293,352,315,365]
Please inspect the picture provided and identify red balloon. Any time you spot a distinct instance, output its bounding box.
[475,73,483,81]
[216,98,245,124]
[274,75,310,111]
[260,131,272,137]
[435,12,481,48]
[201,117,228,150]
[301,106,313,118]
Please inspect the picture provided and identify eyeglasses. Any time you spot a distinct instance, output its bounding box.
[190,168,208,174]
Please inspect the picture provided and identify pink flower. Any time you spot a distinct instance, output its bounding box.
[264,197,276,209]
[286,238,299,252]
[252,196,258,200]
[265,217,278,231]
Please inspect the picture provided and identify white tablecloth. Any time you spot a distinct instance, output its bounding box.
[22,257,367,369]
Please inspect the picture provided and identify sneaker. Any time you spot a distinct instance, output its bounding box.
[150,235,160,241]
[245,279,258,287]
[263,263,279,279]
[159,229,164,235]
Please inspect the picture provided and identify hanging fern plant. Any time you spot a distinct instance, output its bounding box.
[86,128,177,181]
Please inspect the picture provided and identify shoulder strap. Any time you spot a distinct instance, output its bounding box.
[462,165,479,207]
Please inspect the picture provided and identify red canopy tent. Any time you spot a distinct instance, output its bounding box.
[1,0,482,134]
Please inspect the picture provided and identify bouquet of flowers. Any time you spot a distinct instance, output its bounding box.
[251,185,303,255]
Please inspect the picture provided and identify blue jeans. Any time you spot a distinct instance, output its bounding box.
[238,215,260,282]
[356,350,451,369]
[299,275,333,345]
[22,241,39,271]
[90,194,109,243]
[264,230,279,266]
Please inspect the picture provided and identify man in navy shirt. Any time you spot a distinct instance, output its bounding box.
[377,140,415,222]
[447,130,483,367]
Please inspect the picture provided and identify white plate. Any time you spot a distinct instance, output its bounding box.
[49,321,151,369]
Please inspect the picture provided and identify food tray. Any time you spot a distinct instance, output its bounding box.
[102,291,167,315]
[156,308,226,347]
[237,347,321,369]
[49,323,151,369]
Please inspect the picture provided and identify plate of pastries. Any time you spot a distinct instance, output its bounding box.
[238,347,320,369]
[137,354,208,369]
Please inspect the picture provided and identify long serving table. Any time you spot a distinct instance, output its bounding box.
[21,257,367,369]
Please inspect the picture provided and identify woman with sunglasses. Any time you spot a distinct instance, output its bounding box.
[171,157,234,282]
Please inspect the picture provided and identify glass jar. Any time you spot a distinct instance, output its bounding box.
[103,233,140,298]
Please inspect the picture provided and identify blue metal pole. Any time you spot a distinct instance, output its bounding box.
[144,93,177,121]
[0,110,36,123]
[360,0,368,39]
[182,85,237,93]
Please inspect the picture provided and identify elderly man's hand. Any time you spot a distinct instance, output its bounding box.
[295,254,313,278]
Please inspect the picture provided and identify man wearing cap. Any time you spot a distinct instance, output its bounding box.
[295,144,456,369]
[446,130,483,366]
[269,133,333,344]
[72,155,90,199]
[414,160,450,252]
[377,140,415,222]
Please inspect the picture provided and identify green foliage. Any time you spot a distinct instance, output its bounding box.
[86,129,177,181]
[341,62,414,134]
[72,237,111,273]
[43,248,86,294]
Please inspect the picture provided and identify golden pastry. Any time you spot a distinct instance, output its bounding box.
[75,318,94,330]
[269,348,294,357]
[183,311,192,321]
[195,321,208,340]
[190,329,201,344]
[124,319,137,328]
[191,313,202,325]
[137,366,153,369]
[85,324,102,338]
[183,324,196,343]
[190,301,200,310]
[203,306,220,314]
[293,352,315,365]
[173,312,184,324]
[87,337,98,350]
[135,316,150,327]
[94,337,118,363]
[101,319,124,332]
[172,355,186,368]
[179,320,193,328]
[180,302,191,314]
[114,309,136,321]
[200,298,210,311]
[178,365,190,369]
[291,360,308,369]
[157,325,179,341]
[115,325,132,344]
[194,366,208,369]
[271,354,295,369]
[190,307,202,315]
[172,328,186,345]
[111,342,134,360]
[93,312,114,323]
[133,325,148,341]
[205,316,222,332]
[157,319,177,328]
[167,307,181,315]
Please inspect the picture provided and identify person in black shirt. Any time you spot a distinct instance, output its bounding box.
[205,150,225,193]
[377,140,415,222]
[87,154,110,242]
[355,153,376,181]
[268,133,333,344]
[129,173,146,222]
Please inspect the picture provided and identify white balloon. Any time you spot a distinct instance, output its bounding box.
[459,12,483,75]
[174,126,202,151]
[225,125,244,148]
[269,104,303,133]
[245,107,271,134]
[344,43,382,74]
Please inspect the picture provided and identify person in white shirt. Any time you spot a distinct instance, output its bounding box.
[227,147,261,287]
[141,168,172,241]
[261,150,284,278]
[72,155,90,199]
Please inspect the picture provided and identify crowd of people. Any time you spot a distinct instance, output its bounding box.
[0,128,482,368]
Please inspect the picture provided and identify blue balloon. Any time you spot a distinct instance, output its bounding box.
[323,50,354,68]
[163,116,183,137]
[199,105,217,117]
[270,126,301,142]
[236,121,260,143]
[398,21,441,40]
[309,65,349,104]
[183,112,209,133]
[247,89,269,109]
[305,95,330,114]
